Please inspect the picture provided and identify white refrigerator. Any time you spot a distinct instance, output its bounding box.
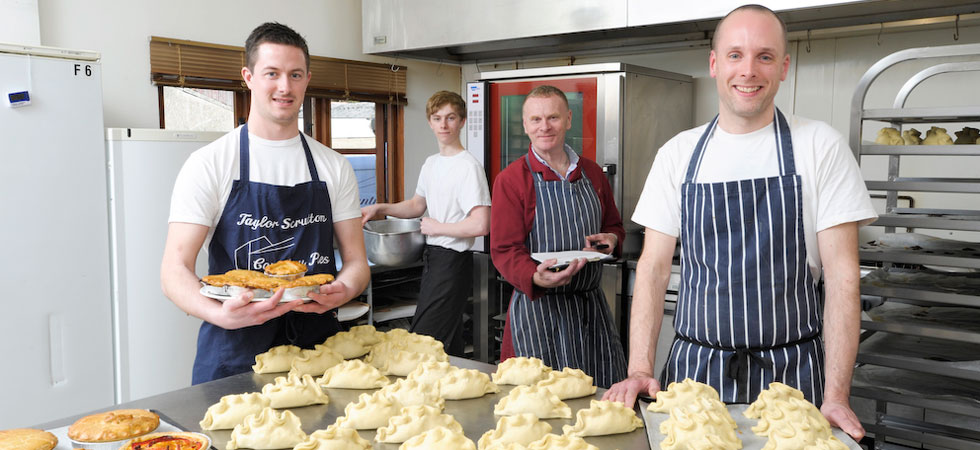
[0,43,114,428]
[106,128,222,403]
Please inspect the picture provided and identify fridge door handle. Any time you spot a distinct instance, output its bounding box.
[602,163,617,175]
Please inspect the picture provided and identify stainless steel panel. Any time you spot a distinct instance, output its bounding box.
[861,144,980,156]
[478,63,692,83]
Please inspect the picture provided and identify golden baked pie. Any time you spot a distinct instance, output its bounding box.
[119,432,209,450]
[265,260,307,276]
[285,274,334,287]
[67,409,160,443]
[224,270,267,282]
[0,429,58,450]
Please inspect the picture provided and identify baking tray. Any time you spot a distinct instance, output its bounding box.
[45,410,199,450]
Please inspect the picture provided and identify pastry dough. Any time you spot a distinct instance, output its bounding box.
[438,367,500,400]
[333,391,402,430]
[261,373,329,408]
[200,392,271,430]
[533,367,596,399]
[0,429,58,450]
[491,357,551,385]
[366,340,447,374]
[376,404,463,443]
[493,385,571,419]
[659,397,740,450]
[744,381,805,420]
[750,396,829,437]
[398,426,476,450]
[525,434,597,450]
[380,377,445,409]
[319,332,371,359]
[923,126,954,145]
[401,333,449,358]
[293,425,371,450]
[875,127,903,145]
[227,407,306,450]
[760,412,848,450]
[902,128,922,145]
[746,383,845,449]
[316,359,389,389]
[67,409,160,443]
[406,360,454,389]
[562,400,644,437]
[647,378,720,413]
[348,324,384,346]
[290,346,344,376]
[252,344,304,374]
[478,413,551,449]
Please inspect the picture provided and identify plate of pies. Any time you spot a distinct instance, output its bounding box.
[200,261,334,302]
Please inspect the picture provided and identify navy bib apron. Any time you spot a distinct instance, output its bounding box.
[509,149,628,388]
[661,109,825,404]
[192,124,341,384]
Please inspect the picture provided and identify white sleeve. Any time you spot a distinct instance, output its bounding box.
[168,151,222,227]
[457,161,492,214]
[813,128,878,231]
[631,140,684,237]
[415,159,428,198]
[329,156,363,222]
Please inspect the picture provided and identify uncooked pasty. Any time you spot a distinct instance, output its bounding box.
[260,373,329,408]
[491,357,552,385]
[200,392,271,430]
[744,381,805,420]
[875,127,903,145]
[317,359,389,389]
[293,424,371,450]
[319,332,371,359]
[493,385,571,419]
[760,411,848,450]
[750,396,828,437]
[226,407,306,450]
[478,413,551,449]
[562,399,644,437]
[401,333,449,357]
[348,324,384,346]
[380,377,445,410]
[333,391,401,430]
[398,426,476,450]
[923,126,953,145]
[366,340,446,374]
[290,346,344,376]
[902,128,922,145]
[406,360,454,389]
[384,350,437,377]
[647,378,720,413]
[376,404,463,444]
[252,345,304,374]
[659,397,740,450]
[438,368,500,400]
[525,434,597,450]
[533,367,595,399]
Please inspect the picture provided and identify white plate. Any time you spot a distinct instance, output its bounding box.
[531,250,614,268]
[199,286,310,302]
[338,301,370,322]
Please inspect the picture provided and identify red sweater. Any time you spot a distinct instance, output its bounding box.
[490,153,625,299]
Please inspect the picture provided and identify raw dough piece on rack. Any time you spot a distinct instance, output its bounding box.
[293,425,371,450]
[260,373,329,408]
[252,344,304,374]
[491,357,552,385]
[438,368,500,400]
[493,385,571,419]
[317,359,389,389]
[227,408,306,450]
[562,399,644,437]
[478,413,551,449]
[333,391,402,430]
[533,367,596,399]
[375,404,462,444]
[646,378,721,413]
[200,393,270,430]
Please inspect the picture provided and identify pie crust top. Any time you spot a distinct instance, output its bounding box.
[118,431,209,450]
[0,429,58,450]
[264,260,308,276]
[67,409,160,443]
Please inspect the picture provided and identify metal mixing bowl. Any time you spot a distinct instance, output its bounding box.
[363,218,424,266]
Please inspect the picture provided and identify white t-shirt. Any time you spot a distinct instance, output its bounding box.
[633,115,877,280]
[415,150,492,252]
[169,126,361,250]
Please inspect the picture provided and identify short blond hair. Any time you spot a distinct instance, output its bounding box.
[426,91,466,118]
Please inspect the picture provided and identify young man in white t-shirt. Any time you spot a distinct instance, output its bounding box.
[361,91,491,356]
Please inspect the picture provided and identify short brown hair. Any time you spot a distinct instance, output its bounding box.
[245,22,310,71]
[712,4,788,53]
[425,91,466,118]
[523,85,569,110]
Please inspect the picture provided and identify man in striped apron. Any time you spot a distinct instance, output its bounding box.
[604,5,876,441]
[491,85,628,388]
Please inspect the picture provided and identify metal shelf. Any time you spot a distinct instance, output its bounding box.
[852,384,980,419]
[862,319,980,344]
[866,213,980,232]
[860,249,980,269]
[861,106,980,123]
[866,178,980,193]
[861,144,980,156]
[856,352,980,382]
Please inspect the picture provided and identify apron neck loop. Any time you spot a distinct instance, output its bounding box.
[239,124,321,183]
[299,134,320,183]
[684,108,797,184]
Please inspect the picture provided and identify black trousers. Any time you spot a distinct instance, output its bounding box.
[411,245,472,356]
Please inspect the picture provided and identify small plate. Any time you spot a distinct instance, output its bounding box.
[531,250,614,269]
[199,286,310,303]
[338,301,370,322]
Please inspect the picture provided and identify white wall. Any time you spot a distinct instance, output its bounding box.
[34,0,460,197]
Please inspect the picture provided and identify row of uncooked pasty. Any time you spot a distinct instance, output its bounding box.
[876,126,980,145]
[647,378,848,450]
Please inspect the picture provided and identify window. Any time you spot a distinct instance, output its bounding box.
[330,101,378,207]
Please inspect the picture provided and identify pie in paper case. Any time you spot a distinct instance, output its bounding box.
[647,378,721,412]
[290,345,344,376]
[398,426,476,450]
[316,359,389,389]
[319,332,371,359]
[252,344,305,374]
[348,324,385,346]
[333,391,402,430]
[525,434,597,450]
[744,381,806,420]
[227,407,306,450]
[200,392,271,430]
[375,404,463,443]
[260,373,329,408]
[658,397,741,450]
[477,413,552,449]
[562,399,644,437]
[379,377,446,409]
[533,367,596,399]
[491,357,552,385]
[493,385,571,419]
[438,367,500,400]
[293,425,372,450]
[406,360,454,389]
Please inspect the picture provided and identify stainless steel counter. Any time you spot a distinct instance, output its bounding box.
[37,357,650,449]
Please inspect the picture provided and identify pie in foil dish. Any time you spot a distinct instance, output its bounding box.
[201,264,333,300]
[0,428,58,450]
[67,409,160,444]
[118,432,210,450]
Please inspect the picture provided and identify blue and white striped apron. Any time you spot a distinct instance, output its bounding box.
[662,109,825,404]
[510,151,628,389]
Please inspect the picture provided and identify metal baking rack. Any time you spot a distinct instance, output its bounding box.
[850,42,980,449]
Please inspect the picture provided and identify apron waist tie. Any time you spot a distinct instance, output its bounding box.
[674,332,821,385]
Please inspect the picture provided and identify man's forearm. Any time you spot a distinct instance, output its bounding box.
[817,222,861,404]
[627,259,669,377]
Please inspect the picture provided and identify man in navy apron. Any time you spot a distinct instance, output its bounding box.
[161,23,370,384]
[491,85,628,388]
[604,6,875,441]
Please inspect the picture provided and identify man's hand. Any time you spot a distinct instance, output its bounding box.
[214,289,302,329]
[584,233,617,255]
[531,258,586,288]
[602,373,661,408]
[420,217,443,236]
[301,281,354,313]
[360,204,383,226]
[821,399,865,441]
